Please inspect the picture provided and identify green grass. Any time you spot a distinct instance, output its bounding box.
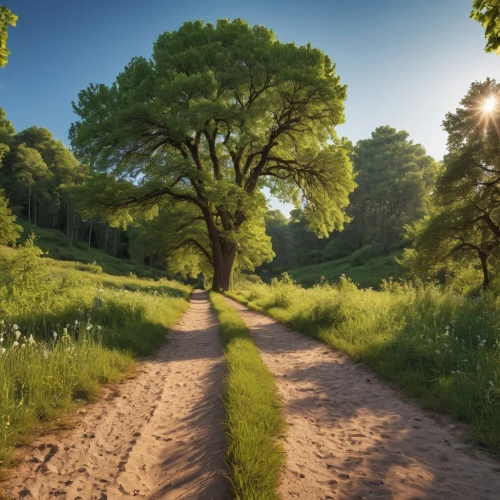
[229,276,500,453]
[262,251,403,288]
[18,221,171,280]
[209,292,285,499]
[0,239,191,469]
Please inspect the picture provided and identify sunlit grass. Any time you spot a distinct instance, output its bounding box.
[230,275,500,452]
[0,241,191,468]
[210,292,284,499]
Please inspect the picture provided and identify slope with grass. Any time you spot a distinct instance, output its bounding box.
[261,251,403,289]
[18,221,170,279]
[0,240,191,470]
[210,292,285,499]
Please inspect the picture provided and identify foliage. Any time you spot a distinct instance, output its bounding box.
[210,292,284,499]
[403,79,500,288]
[230,280,500,451]
[0,5,17,67]
[70,18,355,290]
[471,0,500,53]
[348,126,438,252]
[0,240,191,465]
[0,190,21,245]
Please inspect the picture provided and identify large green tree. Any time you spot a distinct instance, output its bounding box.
[471,0,500,54]
[70,19,355,290]
[402,79,500,288]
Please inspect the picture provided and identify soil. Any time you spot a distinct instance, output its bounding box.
[0,291,229,500]
[3,290,500,499]
[225,296,500,500]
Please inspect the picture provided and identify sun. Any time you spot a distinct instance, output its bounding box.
[482,96,497,113]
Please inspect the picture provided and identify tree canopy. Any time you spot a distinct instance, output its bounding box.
[0,5,17,67]
[471,0,500,54]
[70,19,355,290]
[402,78,500,288]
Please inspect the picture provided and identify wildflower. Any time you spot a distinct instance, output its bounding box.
[53,331,58,339]
[75,320,79,326]
[489,381,494,388]
[15,331,21,340]
[435,349,441,354]
[28,335,35,345]
[1,348,5,355]
[63,328,67,336]
[0,336,3,343]
[86,323,93,331]
[98,326,102,331]
[12,324,18,331]
[12,341,19,347]
[21,344,25,348]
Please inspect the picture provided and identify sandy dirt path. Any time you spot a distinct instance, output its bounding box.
[1,291,229,500]
[225,297,500,500]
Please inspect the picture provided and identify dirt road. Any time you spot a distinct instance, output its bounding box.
[1,291,229,500]
[225,297,500,500]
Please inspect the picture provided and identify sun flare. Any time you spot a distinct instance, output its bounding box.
[482,96,497,113]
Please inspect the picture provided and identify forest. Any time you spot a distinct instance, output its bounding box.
[1,3,500,499]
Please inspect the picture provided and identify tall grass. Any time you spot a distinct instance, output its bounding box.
[210,292,284,499]
[0,238,191,467]
[230,274,500,452]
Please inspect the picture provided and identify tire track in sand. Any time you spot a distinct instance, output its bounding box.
[1,290,229,500]
[224,296,500,500]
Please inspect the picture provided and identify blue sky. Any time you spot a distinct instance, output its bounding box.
[2,0,500,214]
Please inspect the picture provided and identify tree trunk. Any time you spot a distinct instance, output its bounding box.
[212,242,237,292]
[479,250,490,289]
[28,183,31,224]
[88,220,93,251]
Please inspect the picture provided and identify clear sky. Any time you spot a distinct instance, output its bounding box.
[2,0,500,214]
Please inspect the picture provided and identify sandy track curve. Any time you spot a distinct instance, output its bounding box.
[225,297,500,500]
[1,291,229,500]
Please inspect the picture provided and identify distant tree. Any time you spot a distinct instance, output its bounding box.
[11,144,50,224]
[0,189,21,245]
[349,126,438,253]
[264,210,291,269]
[402,79,500,288]
[70,19,355,290]
[471,0,500,54]
[0,5,17,67]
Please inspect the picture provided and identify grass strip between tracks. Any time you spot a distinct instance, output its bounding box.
[210,291,285,500]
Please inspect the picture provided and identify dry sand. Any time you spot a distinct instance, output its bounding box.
[225,296,500,500]
[1,291,229,500]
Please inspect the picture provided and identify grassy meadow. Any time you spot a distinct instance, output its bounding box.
[210,292,284,499]
[229,275,500,452]
[258,251,403,289]
[0,237,190,468]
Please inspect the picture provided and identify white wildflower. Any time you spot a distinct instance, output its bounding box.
[12,341,19,347]
[15,331,21,340]
[53,331,58,339]
[435,349,441,354]
[28,335,35,345]
[12,324,18,331]
[489,381,494,388]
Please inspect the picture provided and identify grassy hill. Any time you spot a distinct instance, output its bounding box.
[18,222,170,280]
[260,251,403,289]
